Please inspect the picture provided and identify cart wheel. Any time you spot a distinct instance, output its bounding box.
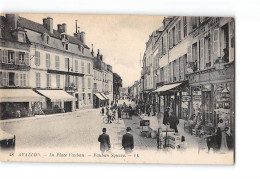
[103,117,108,124]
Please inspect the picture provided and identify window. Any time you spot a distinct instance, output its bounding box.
[65,58,69,70]
[36,72,41,87]
[64,43,69,50]
[213,29,220,61]
[8,50,14,63]
[81,61,85,73]
[46,36,50,44]
[162,34,167,55]
[177,20,181,43]
[19,52,25,64]
[83,93,86,104]
[35,51,40,66]
[46,53,50,68]
[88,78,91,89]
[47,74,51,88]
[8,72,15,86]
[75,76,78,88]
[199,39,204,70]
[18,32,26,43]
[56,74,60,88]
[75,60,78,72]
[169,29,173,49]
[2,72,8,86]
[87,63,90,74]
[19,73,26,87]
[23,74,26,86]
[82,77,85,89]
[192,42,198,62]
[183,17,187,38]
[55,56,60,69]
[88,93,92,104]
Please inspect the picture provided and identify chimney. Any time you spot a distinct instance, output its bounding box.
[61,23,67,33]
[97,49,100,59]
[43,17,53,33]
[100,54,103,61]
[76,31,85,44]
[91,44,94,57]
[163,17,172,27]
[6,14,18,29]
[57,24,62,33]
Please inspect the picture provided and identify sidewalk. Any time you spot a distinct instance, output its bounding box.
[0,108,98,124]
[139,114,200,149]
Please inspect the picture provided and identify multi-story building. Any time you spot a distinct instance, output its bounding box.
[0,14,94,118]
[141,16,235,132]
[92,49,113,108]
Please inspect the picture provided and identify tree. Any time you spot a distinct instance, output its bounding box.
[113,73,122,100]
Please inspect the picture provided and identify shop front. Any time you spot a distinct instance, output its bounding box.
[0,89,45,119]
[93,92,106,108]
[36,89,76,113]
[187,62,235,133]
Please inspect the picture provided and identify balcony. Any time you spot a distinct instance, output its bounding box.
[65,86,78,93]
[0,62,30,71]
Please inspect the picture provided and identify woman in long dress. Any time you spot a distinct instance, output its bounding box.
[217,119,229,153]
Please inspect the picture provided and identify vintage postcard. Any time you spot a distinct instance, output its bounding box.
[0,13,235,164]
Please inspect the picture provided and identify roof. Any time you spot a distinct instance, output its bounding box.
[0,16,30,44]
[18,17,90,49]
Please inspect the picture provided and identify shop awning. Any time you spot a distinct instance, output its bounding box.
[95,93,106,100]
[0,89,45,103]
[100,93,109,100]
[37,90,76,102]
[153,82,183,93]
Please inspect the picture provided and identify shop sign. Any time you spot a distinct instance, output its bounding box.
[182,95,191,102]
[193,95,202,101]
[140,120,150,126]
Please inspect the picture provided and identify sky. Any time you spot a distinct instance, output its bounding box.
[20,13,165,87]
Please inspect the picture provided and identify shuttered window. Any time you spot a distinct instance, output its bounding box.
[56,74,60,88]
[46,53,50,68]
[183,17,187,38]
[81,61,85,73]
[55,56,60,69]
[35,51,40,66]
[3,72,8,86]
[36,73,41,87]
[87,63,90,74]
[162,34,167,55]
[213,28,220,62]
[199,38,204,70]
[82,77,85,89]
[169,29,173,49]
[75,60,78,72]
[47,74,51,88]
[15,73,19,86]
[177,20,181,43]
[88,78,91,89]
[15,51,19,64]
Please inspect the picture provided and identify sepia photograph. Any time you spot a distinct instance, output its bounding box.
[0,13,235,164]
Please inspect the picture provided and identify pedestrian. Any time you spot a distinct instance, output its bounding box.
[163,108,170,125]
[122,127,134,154]
[98,128,111,154]
[118,107,122,120]
[217,119,228,153]
[169,111,179,133]
[101,107,104,116]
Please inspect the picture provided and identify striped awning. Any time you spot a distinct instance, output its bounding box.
[37,90,76,102]
[153,83,183,93]
[95,93,106,100]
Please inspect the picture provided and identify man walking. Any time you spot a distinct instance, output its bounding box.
[122,127,134,154]
[98,128,111,154]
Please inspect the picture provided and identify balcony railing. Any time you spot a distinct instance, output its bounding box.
[0,62,30,70]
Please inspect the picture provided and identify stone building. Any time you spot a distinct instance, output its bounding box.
[0,14,94,118]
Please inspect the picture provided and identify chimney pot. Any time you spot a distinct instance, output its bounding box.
[43,17,53,33]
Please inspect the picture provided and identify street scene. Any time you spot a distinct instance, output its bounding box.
[0,14,234,164]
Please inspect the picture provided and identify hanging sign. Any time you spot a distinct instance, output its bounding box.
[182,95,191,102]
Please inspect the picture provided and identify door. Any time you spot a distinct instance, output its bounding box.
[75,94,79,109]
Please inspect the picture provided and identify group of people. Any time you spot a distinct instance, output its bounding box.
[98,127,134,154]
[163,107,179,133]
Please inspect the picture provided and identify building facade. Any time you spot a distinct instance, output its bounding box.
[140,16,235,134]
[0,14,94,118]
[92,49,113,108]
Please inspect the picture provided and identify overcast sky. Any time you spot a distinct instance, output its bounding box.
[20,13,165,87]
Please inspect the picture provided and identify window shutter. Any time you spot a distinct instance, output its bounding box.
[23,74,26,86]
[35,51,38,65]
[15,51,19,64]
[6,72,9,86]
[25,53,29,66]
[0,49,2,63]
[4,50,8,63]
[38,52,41,66]
[213,28,219,63]
[200,38,204,70]
[20,74,23,86]
[3,72,6,86]
[15,73,19,86]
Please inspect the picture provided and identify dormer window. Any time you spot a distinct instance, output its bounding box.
[61,33,68,41]
[78,45,84,54]
[18,32,26,43]
[42,33,50,45]
[63,43,69,50]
